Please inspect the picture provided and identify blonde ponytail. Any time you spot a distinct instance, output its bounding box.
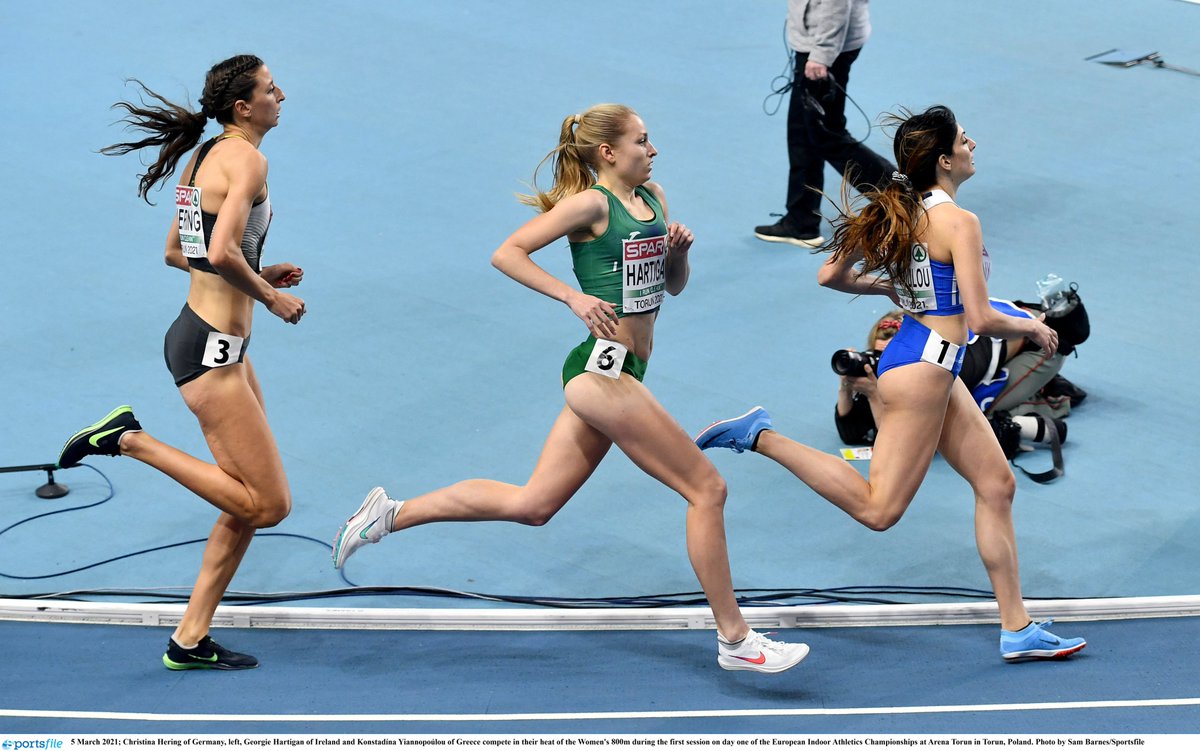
[518,103,637,212]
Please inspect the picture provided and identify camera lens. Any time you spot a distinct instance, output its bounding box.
[831,349,879,377]
[831,349,868,377]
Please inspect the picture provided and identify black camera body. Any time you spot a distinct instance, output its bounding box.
[831,349,880,377]
[1015,285,1090,357]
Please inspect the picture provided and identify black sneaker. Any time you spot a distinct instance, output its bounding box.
[163,635,259,671]
[57,405,142,468]
[753,220,824,248]
[1042,374,1087,407]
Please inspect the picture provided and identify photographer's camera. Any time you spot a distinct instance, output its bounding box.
[831,349,880,377]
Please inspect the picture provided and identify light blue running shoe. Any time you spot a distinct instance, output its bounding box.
[694,406,773,453]
[1000,619,1086,662]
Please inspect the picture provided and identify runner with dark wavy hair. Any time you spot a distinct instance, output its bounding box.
[699,105,1086,663]
[59,54,304,671]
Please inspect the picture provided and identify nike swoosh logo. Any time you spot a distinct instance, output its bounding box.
[734,652,767,665]
[359,518,380,540]
[89,427,124,447]
[187,652,218,662]
[1041,637,1061,646]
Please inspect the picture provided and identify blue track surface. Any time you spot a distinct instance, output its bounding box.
[2,0,1199,737]
[1,618,1197,733]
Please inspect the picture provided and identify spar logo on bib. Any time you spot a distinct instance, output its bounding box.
[175,185,208,259]
[897,241,937,312]
[622,233,666,314]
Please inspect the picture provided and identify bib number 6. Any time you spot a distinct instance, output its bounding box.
[584,339,628,380]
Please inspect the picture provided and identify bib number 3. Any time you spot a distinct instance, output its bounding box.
[202,332,246,369]
[584,339,628,380]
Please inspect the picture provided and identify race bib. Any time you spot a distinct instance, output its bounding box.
[622,234,667,314]
[920,330,961,373]
[896,243,939,312]
[583,339,628,380]
[201,331,245,369]
[175,185,207,259]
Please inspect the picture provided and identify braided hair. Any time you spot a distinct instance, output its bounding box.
[198,54,264,122]
[101,54,264,202]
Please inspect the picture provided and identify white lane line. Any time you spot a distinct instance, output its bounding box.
[2,697,1199,722]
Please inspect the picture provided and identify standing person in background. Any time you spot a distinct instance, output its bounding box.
[755,0,895,248]
[332,104,809,674]
[59,54,304,671]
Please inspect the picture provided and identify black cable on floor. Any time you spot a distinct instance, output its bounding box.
[1,466,1091,608]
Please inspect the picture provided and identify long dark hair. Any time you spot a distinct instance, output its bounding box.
[100,54,264,202]
[827,105,960,299]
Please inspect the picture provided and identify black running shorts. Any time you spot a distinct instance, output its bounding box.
[163,304,250,387]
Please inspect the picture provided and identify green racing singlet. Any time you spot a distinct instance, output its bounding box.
[569,185,669,317]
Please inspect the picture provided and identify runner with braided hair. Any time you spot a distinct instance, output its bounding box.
[59,54,303,670]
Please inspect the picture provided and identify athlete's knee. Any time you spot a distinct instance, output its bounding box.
[686,472,728,511]
[253,508,289,529]
[509,489,568,527]
[518,511,554,527]
[860,509,903,533]
[513,503,560,527]
[976,467,1016,509]
[859,491,907,532]
[248,493,292,529]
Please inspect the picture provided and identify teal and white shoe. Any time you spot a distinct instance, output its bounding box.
[57,405,142,468]
[695,406,773,453]
[332,487,400,569]
[1000,619,1086,662]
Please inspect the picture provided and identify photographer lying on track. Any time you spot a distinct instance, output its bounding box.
[834,293,1088,456]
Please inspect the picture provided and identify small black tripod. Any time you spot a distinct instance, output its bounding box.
[0,463,69,499]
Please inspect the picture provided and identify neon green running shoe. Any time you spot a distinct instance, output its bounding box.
[163,635,258,671]
[57,405,142,468]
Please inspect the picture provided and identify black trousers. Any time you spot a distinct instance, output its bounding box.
[784,48,895,234]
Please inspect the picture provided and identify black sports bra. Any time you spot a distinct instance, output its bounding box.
[184,135,271,274]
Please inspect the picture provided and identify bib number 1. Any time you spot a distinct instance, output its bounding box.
[584,339,628,380]
[920,332,961,373]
